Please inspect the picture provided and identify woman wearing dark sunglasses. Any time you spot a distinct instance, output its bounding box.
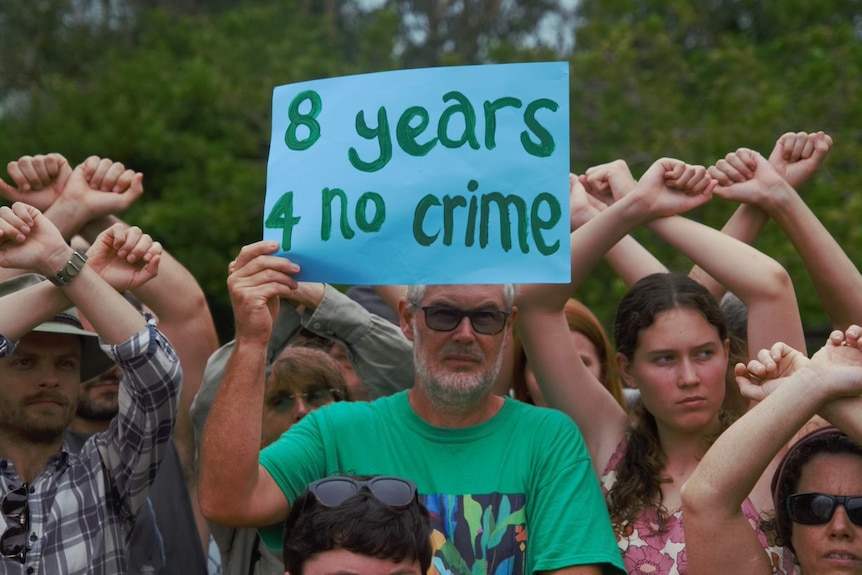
[683,326,862,575]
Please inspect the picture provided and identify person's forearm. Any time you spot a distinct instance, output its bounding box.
[61,264,147,343]
[818,396,862,445]
[301,285,414,398]
[0,279,71,339]
[648,215,806,356]
[767,187,862,330]
[41,195,95,241]
[518,198,645,313]
[684,372,826,516]
[689,203,769,299]
[199,339,268,523]
[603,234,668,287]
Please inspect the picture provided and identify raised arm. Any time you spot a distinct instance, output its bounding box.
[0,202,183,517]
[579,162,668,286]
[79,214,218,475]
[290,283,415,398]
[371,285,407,317]
[516,159,714,471]
[712,140,861,330]
[78,212,217,555]
[730,327,862,446]
[0,154,143,283]
[682,334,862,575]
[0,153,71,210]
[2,155,143,241]
[691,131,833,299]
[646,196,806,359]
[198,241,296,527]
[0,202,154,340]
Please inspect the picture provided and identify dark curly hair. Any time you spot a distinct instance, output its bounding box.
[608,272,731,530]
[282,476,433,574]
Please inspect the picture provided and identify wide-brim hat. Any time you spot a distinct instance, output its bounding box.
[0,273,114,382]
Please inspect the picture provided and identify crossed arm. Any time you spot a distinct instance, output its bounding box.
[682,328,862,575]
[516,158,715,472]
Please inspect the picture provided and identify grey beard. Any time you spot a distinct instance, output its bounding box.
[414,342,504,415]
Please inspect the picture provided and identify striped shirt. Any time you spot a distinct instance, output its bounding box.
[0,321,182,575]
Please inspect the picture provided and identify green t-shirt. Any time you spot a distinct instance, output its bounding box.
[259,391,624,574]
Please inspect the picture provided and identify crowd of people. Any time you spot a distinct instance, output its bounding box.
[0,129,861,575]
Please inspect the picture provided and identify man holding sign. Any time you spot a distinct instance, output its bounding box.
[200,63,623,574]
[199,240,624,574]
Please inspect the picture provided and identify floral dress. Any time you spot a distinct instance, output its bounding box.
[601,439,790,575]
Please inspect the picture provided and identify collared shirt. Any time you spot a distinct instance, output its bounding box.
[0,321,182,575]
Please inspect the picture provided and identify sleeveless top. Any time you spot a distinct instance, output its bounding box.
[601,438,791,575]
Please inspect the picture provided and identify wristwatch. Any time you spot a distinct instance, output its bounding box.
[47,249,89,287]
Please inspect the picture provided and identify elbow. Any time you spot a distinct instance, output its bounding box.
[198,464,239,524]
[681,473,741,525]
[680,476,717,519]
[198,481,224,523]
[758,260,796,301]
[199,483,239,525]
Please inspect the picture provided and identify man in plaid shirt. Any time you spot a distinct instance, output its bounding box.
[0,200,182,574]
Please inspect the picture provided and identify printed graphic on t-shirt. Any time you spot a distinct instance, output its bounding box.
[422,492,527,575]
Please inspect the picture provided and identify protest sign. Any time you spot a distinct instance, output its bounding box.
[264,62,570,284]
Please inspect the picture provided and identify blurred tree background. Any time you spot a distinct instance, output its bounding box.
[1,0,860,343]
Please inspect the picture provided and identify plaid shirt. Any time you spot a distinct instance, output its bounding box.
[0,321,182,575]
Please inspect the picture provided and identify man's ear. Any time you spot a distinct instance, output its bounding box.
[616,351,637,389]
[398,298,416,342]
[501,305,517,346]
[507,305,518,326]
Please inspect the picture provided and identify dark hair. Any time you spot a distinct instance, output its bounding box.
[614,273,728,360]
[282,477,433,574]
[608,273,730,529]
[770,426,862,557]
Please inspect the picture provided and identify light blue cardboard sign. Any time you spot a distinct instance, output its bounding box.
[264,62,570,284]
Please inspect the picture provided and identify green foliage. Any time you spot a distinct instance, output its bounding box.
[1,0,861,341]
[569,0,862,333]
[0,2,398,339]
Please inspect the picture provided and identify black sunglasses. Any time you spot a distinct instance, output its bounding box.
[417,305,510,335]
[1,483,29,562]
[786,492,862,526]
[307,476,417,509]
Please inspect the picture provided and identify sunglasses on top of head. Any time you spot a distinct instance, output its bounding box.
[786,492,862,526]
[307,476,417,509]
